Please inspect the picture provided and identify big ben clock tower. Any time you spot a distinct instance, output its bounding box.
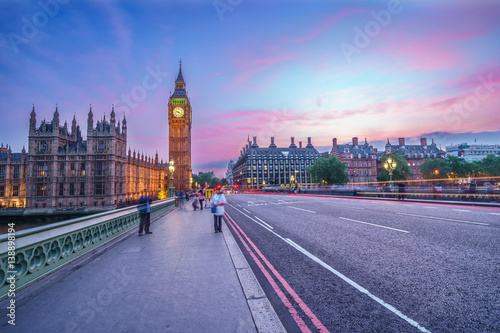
[168,60,192,191]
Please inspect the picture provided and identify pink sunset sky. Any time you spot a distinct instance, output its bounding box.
[0,0,499,178]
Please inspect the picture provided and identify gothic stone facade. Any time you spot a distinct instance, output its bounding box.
[2,105,168,212]
[0,144,27,208]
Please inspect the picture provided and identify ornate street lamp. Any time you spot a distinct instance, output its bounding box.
[168,158,175,197]
[290,175,295,193]
[383,157,397,189]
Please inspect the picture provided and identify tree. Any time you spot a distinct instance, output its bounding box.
[221,178,228,185]
[446,155,472,178]
[376,154,412,182]
[420,158,451,180]
[307,155,349,185]
[475,154,500,177]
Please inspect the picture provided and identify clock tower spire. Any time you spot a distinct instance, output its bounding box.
[168,60,192,192]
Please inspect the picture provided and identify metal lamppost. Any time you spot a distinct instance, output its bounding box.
[262,180,266,190]
[168,158,175,197]
[290,175,295,193]
[383,157,397,189]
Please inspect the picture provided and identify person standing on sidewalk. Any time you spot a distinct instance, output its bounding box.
[211,188,227,233]
[197,189,205,210]
[137,194,152,236]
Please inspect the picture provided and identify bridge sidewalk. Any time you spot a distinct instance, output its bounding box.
[0,202,284,332]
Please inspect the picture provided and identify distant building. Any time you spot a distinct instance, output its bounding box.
[198,171,215,178]
[233,137,321,189]
[226,160,235,185]
[445,143,500,162]
[0,144,27,208]
[379,137,446,182]
[330,137,378,184]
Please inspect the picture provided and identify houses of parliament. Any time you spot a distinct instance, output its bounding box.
[0,63,192,212]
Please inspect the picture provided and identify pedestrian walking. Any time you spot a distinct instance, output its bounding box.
[197,189,205,210]
[137,194,152,236]
[177,189,185,208]
[211,188,227,233]
[468,182,476,201]
[487,183,494,201]
[436,184,443,200]
[398,182,405,200]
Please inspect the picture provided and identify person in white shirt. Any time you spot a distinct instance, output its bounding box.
[211,188,227,233]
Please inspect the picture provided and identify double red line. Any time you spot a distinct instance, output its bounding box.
[224,212,330,333]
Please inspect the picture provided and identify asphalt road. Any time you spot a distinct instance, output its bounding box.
[223,193,500,333]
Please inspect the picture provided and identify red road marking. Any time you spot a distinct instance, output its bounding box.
[225,212,330,333]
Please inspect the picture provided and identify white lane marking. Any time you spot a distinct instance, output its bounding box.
[286,206,316,213]
[285,239,430,333]
[452,209,470,212]
[423,206,437,209]
[236,204,241,207]
[403,204,413,207]
[229,206,273,232]
[338,217,409,233]
[324,204,365,210]
[254,216,274,229]
[488,213,500,216]
[227,205,430,332]
[397,213,489,226]
[243,208,251,213]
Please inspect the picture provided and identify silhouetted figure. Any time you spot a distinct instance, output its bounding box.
[398,182,405,200]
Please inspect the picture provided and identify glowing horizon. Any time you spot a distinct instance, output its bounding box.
[1,0,499,178]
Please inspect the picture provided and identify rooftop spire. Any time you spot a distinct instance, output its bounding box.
[175,59,184,83]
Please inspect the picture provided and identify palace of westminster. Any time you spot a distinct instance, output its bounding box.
[0,63,193,211]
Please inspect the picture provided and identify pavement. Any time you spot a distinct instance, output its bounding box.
[0,200,285,333]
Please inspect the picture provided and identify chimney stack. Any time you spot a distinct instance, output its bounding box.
[353,137,358,146]
[420,138,427,147]
[299,141,302,148]
[269,136,277,148]
[332,138,337,146]
[398,137,405,147]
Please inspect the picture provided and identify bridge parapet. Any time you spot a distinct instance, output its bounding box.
[0,198,175,301]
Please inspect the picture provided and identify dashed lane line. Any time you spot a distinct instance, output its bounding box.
[338,217,409,233]
[286,206,316,213]
[397,212,489,226]
[254,216,274,229]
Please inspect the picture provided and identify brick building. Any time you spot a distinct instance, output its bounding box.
[378,137,446,182]
[329,137,378,184]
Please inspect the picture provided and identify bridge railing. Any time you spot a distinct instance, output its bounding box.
[0,198,176,301]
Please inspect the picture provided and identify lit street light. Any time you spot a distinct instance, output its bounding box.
[168,158,175,197]
[383,157,397,189]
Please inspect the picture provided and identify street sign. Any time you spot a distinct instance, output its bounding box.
[205,189,214,199]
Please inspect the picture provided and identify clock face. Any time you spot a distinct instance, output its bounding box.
[173,107,184,118]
